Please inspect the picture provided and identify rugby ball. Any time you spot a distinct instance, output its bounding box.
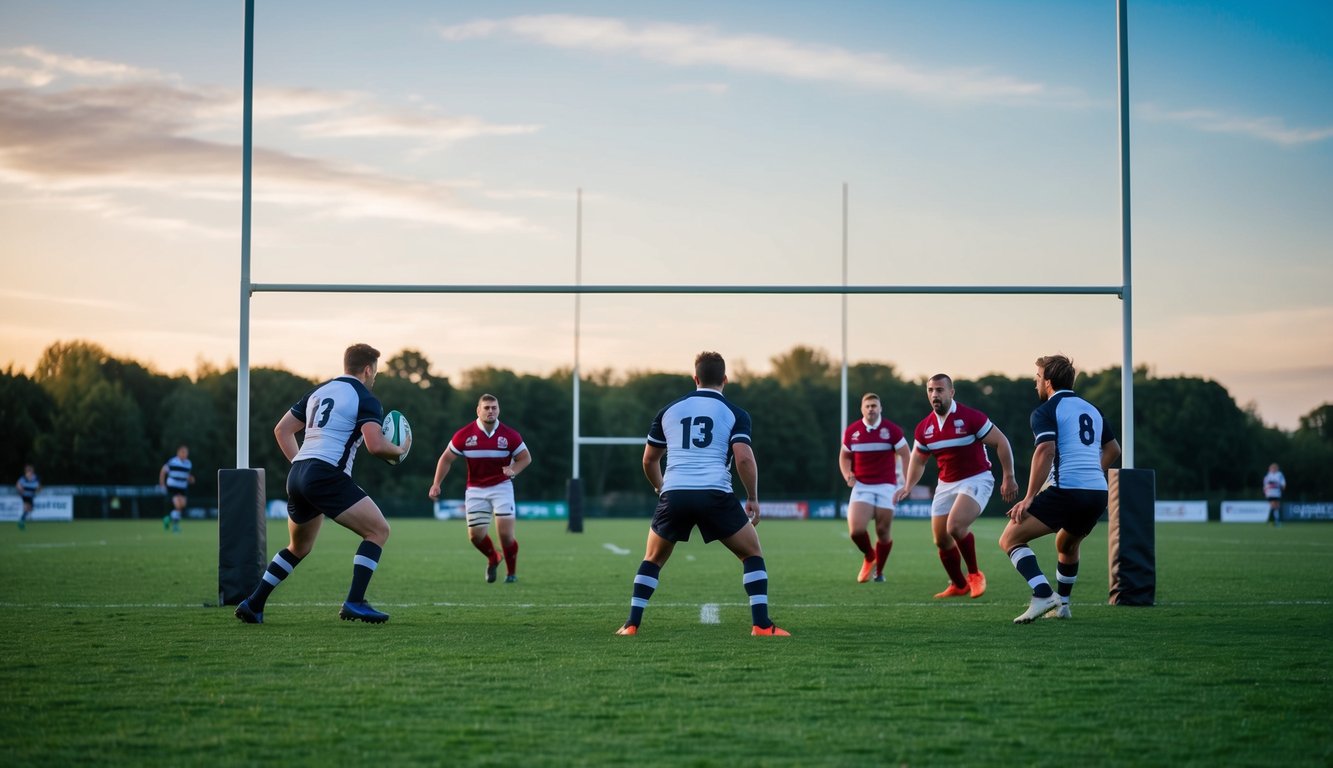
[380,410,412,465]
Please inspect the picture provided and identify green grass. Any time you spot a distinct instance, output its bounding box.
[1,517,1330,767]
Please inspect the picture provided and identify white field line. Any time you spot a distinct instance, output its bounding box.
[699,603,720,624]
[1,600,1327,610]
[16,540,109,548]
[602,543,631,555]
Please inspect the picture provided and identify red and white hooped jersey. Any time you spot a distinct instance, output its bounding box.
[842,418,908,484]
[911,401,994,483]
[448,420,527,488]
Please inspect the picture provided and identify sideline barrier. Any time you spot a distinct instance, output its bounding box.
[1155,500,1207,523]
[1221,500,1270,523]
[0,494,74,522]
[1284,502,1333,521]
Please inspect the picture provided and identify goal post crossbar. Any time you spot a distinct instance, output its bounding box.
[250,283,1122,297]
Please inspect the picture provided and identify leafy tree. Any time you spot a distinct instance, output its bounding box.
[5,339,1325,513]
[41,379,151,484]
[770,345,834,387]
[1298,404,1333,443]
[383,348,442,389]
[0,367,54,478]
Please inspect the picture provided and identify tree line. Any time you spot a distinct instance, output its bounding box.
[3,340,1330,517]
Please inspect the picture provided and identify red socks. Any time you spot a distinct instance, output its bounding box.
[957,531,979,574]
[850,530,873,559]
[875,539,893,574]
[472,536,500,564]
[939,545,967,588]
[503,539,519,576]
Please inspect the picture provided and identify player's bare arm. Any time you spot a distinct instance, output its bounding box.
[428,447,459,499]
[733,442,761,525]
[502,448,532,478]
[362,420,409,462]
[642,444,666,495]
[839,448,856,487]
[893,448,926,504]
[273,411,304,463]
[1101,439,1122,472]
[1008,441,1055,522]
[983,426,1020,502]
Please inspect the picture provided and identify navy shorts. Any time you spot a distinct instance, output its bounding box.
[1027,487,1108,539]
[286,459,368,524]
[650,489,750,543]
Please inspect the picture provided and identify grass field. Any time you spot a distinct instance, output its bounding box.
[1,516,1330,767]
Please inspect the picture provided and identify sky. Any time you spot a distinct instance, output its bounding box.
[1,0,1330,431]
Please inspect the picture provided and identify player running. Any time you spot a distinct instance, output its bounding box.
[429,394,531,583]
[894,374,1019,599]
[839,393,911,583]
[1001,355,1120,623]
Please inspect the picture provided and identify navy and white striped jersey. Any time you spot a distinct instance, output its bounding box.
[162,457,192,491]
[290,376,384,475]
[17,473,40,500]
[1030,390,1116,491]
[647,389,752,493]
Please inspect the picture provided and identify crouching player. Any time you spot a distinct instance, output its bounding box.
[1001,355,1120,624]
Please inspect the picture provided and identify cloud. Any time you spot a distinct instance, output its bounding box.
[0,288,138,313]
[437,14,1058,103]
[0,45,166,86]
[298,110,540,143]
[0,48,538,234]
[1138,103,1333,147]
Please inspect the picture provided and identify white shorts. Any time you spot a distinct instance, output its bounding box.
[465,482,516,528]
[931,471,994,517]
[849,482,899,510]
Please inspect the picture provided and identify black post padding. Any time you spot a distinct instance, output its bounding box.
[218,468,267,606]
[566,477,584,533]
[1108,468,1156,606]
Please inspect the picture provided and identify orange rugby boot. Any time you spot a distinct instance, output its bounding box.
[751,625,791,636]
[857,557,875,583]
[614,624,638,636]
[967,571,987,598]
[934,582,971,598]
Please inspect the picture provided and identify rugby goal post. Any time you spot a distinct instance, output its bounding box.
[225,0,1151,604]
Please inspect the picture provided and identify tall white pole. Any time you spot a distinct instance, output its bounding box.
[840,183,849,436]
[572,188,583,480]
[236,0,254,469]
[1117,0,1135,468]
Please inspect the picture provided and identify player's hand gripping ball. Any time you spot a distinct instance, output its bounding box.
[381,410,412,465]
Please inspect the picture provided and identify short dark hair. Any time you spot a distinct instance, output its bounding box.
[928,373,952,388]
[695,351,726,387]
[344,343,381,374]
[1036,354,1076,390]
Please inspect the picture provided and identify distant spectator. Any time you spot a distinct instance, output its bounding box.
[1263,463,1286,527]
